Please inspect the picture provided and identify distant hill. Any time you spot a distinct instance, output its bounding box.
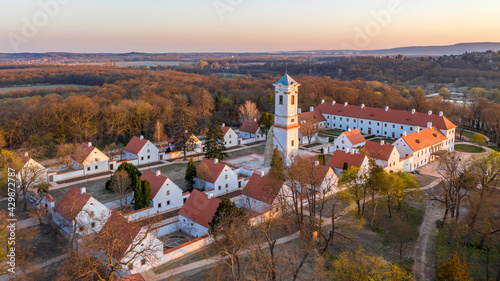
[311,42,500,56]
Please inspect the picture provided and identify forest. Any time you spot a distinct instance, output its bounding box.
[0,60,499,159]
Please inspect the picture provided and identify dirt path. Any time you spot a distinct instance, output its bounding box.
[413,199,442,281]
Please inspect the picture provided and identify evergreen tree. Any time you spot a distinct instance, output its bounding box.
[270,147,284,180]
[343,162,349,171]
[214,91,223,112]
[209,198,246,235]
[185,156,197,192]
[204,116,228,160]
[258,112,274,139]
[318,154,326,166]
[133,175,143,210]
[142,180,151,208]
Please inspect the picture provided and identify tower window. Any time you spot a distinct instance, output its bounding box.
[291,140,294,147]
[291,95,295,105]
[279,95,283,105]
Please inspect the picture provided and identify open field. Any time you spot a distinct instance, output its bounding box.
[454,144,486,153]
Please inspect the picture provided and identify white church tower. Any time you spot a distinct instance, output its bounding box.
[272,74,300,164]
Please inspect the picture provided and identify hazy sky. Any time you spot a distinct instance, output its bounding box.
[1,0,499,53]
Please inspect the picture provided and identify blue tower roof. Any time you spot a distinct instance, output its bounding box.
[273,74,300,87]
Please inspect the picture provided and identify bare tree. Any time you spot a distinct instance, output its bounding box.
[153,119,168,152]
[109,170,132,211]
[56,143,78,171]
[238,100,260,126]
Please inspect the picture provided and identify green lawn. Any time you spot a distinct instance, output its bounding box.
[454,144,486,153]
[50,177,117,203]
[488,146,500,152]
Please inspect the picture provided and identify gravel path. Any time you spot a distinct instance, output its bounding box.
[413,198,442,281]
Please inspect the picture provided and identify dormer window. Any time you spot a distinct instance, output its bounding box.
[279,95,283,105]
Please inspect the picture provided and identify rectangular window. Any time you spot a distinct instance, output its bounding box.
[167,200,170,206]
[87,167,90,171]
[158,203,161,208]
[225,174,228,179]
[141,157,144,160]
[147,155,150,159]
[91,222,95,228]
[384,124,387,127]
[291,140,294,147]
[360,120,363,124]
[369,121,371,125]
[218,185,221,190]
[95,165,98,170]
[225,183,228,188]
[401,126,403,129]
[346,118,349,122]
[392,124,395,128]
[128,264,133,270]
[291,95,295,105]
[279,95,283,105]
[238,181,242,188]
[141,259,146,266]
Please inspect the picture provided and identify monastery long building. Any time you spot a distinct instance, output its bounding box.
[314,100,457,149]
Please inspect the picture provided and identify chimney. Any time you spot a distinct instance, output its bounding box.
[127,216,132,223]
[222,123,225,127]
[411,109,415,115]
[24,152,29,157]
[298,108,302,114]
[403,131,407,137]
[380,140,385,145]
[156,170,161,176]
[428,110,432,116]
[80,187,86,194]
[184,129,188,133]
[348,128,352,132]
[344,102,348,107]
[332,101,336,106]
[427,122,432,129]
[88,142,92,147]
[310,106,314,112]
[351,150,355,155]
[346,148,350,153]
[321,99,325,104]
[208,192,213,199]
[439,111,443,117]
[416,127,420,133]
[385,106,389,112]
[214,158,219,164]
[361,104,365,109]
[253,118,257,122]
[261,171,265,177]
[315,161,319,166]
[140,135,144,140]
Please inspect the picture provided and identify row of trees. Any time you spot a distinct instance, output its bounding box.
[203,149,415,280]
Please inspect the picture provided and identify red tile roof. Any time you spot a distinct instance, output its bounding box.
[125,136,148,155]
[71,143,96,164]
[44,193,55,203]
[221,125,230,135]
[400,127,448,152]
[196,158,226,184]
[17,152,31,165]
[363,140,397,161]
[343,129,366,146]
[328,150,368,170]
[240,120,259,134]
[298,110,327,124]
[178,189,221,228]
[315,103,456,130]
[94,212,141,260]
[54,186,91,222]
[311,165,332,187]
[141,170,168,200]
[243,174,283,205]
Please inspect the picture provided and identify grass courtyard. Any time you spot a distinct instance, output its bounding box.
[454,144,486,153]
